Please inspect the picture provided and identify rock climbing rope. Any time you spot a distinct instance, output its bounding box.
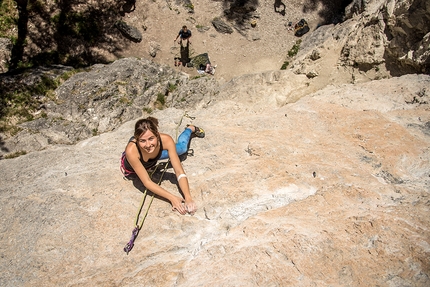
[123,111,197,254]
[123,160,169,254]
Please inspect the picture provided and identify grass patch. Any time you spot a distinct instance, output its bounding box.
[280,40,302,70]
[0,69,81,134]
[168,83,177,92]
[281,61,289,70]
[4,150,27,159]
[288,40,302,57]
[184,3,194,11]
[156,93,166,106]
[0,0,18,38]
[59,68,85,82]
[119,96,132,105]
[143,107,153,114]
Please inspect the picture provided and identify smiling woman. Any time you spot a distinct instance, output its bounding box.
[120,116,205,215]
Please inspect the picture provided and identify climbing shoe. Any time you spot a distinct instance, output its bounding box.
[187,124,205,138]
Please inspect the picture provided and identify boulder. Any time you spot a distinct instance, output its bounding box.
[115,20,143,43]
[212,17,234,34]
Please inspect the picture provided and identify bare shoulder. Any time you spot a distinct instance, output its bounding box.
[160,133,175,148]
[125,139,138,155]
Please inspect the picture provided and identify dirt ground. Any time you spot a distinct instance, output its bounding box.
[113,0,326,82]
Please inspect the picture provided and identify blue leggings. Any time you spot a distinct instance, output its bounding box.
[160,128,192,160]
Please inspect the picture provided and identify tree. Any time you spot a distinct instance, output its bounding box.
[10,0,28,69]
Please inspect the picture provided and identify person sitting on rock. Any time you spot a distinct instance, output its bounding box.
[174,25,192,45]
[120,117,205,215]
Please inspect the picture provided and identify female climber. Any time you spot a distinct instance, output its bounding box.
[120,117,205,215]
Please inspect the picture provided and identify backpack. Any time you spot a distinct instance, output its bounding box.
[294,19,310,37]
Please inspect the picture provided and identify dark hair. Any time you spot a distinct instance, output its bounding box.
[134,117,159,139]
[182,25,187,29]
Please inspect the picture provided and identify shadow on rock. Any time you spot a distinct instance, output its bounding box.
[0,135,9,158]
[10,1,129,70]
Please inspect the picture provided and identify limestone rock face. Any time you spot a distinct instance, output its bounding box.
[1,74,429,286]
[292,0,430,81]
[1,1,429,284]
[383,0,430,73]
[0,58,219,157]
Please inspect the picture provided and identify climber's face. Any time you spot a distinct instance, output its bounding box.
[138,130,159,154]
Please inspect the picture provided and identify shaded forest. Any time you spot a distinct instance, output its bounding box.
[2,0,136,70]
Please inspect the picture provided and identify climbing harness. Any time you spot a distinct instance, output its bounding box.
[120,151,135,177]
[123,160,170,254]
[123,111,197,254]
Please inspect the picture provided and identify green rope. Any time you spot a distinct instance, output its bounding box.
[124,160,170,254]
[135,111,194,229]
[124,112,196,254]
[134,160,170,229]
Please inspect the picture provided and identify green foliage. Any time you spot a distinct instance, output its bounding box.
[28,0,44,12]
[156,93,166,106]
[184,3,194,11]
[143,107,153,114]
[0,0,17,37]
[281,61,289,70]
[115,80,128,86]
[59,69,85,82]
[119,96,132,106]
[17,60,33,69]
[4,150,27,159]
[2,90,35,122]
[168,83,177,92]
[9,35,17,45]
[0,72,72,134]
[51,13,60,24]
[288,40,302,57]
[34,75,58,95]
[280,40,302,70]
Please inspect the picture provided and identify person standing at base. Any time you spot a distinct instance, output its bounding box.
[120,117,205,215]
[174,25,192,45]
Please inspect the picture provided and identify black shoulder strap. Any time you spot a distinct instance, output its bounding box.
[135,141,144,159]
